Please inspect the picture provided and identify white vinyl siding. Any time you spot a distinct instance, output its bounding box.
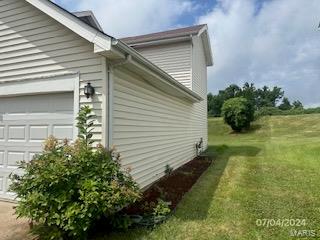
[192,36,208,149]
[192,36,207,97]
[0,0,104,142]
[134,41,192,89]
[112,68,205,188]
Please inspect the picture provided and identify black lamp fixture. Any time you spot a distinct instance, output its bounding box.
[84,82,95,99]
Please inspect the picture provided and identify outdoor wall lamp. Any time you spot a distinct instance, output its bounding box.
[84,82,95,99]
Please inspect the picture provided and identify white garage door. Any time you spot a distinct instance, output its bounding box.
[0,92,74,200]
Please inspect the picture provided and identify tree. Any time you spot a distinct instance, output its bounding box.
[256,86,284,108]
[221,97,254,132]
[207,83,293,117]
[222,84,242,99]
[279,97,292,110]
[208,93,224,117]
[241,82,257,108]
[292,100,303,109]
[207,92,214,114]
[207,84,242,117]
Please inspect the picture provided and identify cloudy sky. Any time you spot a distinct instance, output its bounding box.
[55,0,320,107]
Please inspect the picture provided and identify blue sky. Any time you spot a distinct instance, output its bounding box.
[54,0,320,107]
[55,0,216,27]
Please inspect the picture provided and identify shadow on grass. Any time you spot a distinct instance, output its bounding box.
[245,124,262,133]
[176,144,261,221]
[228,124,262,135]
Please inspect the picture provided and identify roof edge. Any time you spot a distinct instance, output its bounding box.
[121,24,213,67]
[26,0,112,51]
[197,25,213,66]
[73,10,104,32]
[113,39,203,102]
[26,0,203,102]
[121,24,206,45]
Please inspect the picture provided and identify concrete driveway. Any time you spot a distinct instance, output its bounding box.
[0,202,33,240]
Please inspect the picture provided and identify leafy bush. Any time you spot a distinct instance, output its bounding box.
[221,97,254,132]
[152,199,171,218]
[10,106,140,239]
[135,199,171,227]
[304,107,320,114]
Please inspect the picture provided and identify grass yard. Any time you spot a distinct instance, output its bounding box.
[100,114,320,240]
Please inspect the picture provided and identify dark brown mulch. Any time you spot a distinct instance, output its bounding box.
[88,156,212,238]
[124,156,212,215]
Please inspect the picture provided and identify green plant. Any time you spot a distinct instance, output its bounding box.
[221,97,254,132]
[76,105,95,146]
[109,214,133,230]
[278,97,292,110]
[10,106,140,239]
[152,199,171,218]
[254,106,320,119]
[164,164,173,175]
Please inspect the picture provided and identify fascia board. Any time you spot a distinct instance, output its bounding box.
[26,0,111,51]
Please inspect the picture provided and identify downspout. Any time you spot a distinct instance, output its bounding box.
[107,54,132,149]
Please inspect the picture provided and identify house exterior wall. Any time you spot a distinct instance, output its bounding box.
[112,68,205,189]
[0,0,105,143]
[191,36,208,149]
[131,36,209,154]
[134,41,192,89]
[1,0,210,191]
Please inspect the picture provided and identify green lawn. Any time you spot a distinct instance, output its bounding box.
[100,114,320,240]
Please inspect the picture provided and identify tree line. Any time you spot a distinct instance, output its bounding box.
[207,83,304,117]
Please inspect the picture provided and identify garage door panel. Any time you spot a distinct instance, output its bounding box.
[53,125,73,140]
[0,177,3,192]
[3,113,74,121]
[0,142,46,148]
[8,126,26,141]
[7,151,25,167]
[29,152,41,161]
[30,125,49,141]
[0,92,74,200]
[52,96,74,112]
[0,151,4,166]
[0,126,4,140]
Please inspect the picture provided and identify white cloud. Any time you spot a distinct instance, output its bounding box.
[71,0,195,38]
[199,0,320,107]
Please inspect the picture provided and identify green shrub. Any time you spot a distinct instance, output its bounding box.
[255,107,320,118]
[152,199,171,218]
[304,107,320,114]
[10,106,140,239]
[221,97,254,132]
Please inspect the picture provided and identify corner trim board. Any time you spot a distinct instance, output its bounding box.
[108,65,114,148]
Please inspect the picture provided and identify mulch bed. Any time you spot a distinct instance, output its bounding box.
[89,156,212,238]
[124,156,213,214]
